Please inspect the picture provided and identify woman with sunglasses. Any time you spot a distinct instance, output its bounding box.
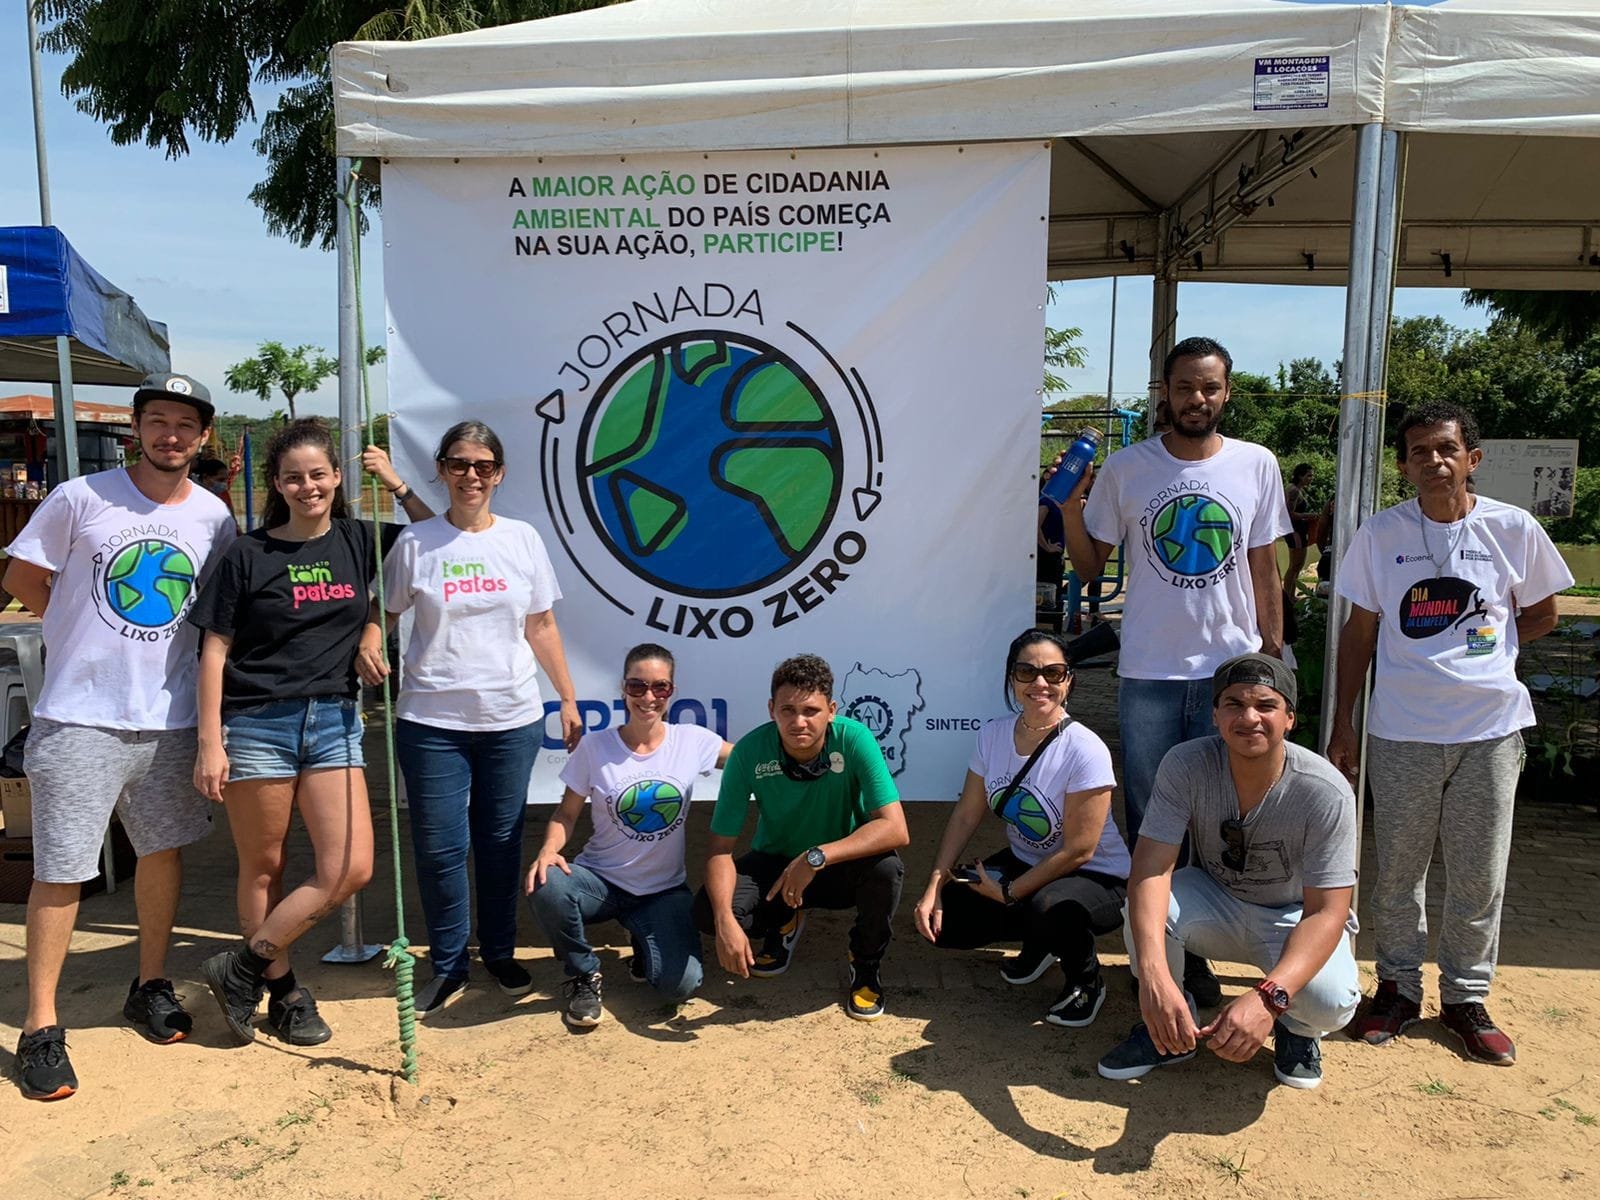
[526,643,733,1027]
[913,630,1129,1028]
[384,420,582,1015]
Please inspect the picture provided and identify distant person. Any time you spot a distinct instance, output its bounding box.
[1330,402,1572,1066]
[1057,336,1291,1007]
[190,422,430,1048]
[1098,654,1359,1090]
[528,643,732,1027]
[385,420,582,1016]
[1283,463,1316,595]
[695,654,909,1021]
[913,631,1128,1028]
[4,373,235,1101]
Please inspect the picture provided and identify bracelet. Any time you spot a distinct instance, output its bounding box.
[390,483,411,501]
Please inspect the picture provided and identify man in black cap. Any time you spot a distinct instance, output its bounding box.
[1097,652,1360,1089]
[4,372,235,1101]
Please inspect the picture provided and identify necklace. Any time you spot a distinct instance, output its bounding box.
[1017,713,1062,733]
[1417,500,1470,577]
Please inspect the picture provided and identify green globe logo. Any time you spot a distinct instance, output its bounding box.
[988,785,1057,847]
[103,539,196,628]
[616,779,686,836]
[577,332,844,598]
[1150,494,1235,576]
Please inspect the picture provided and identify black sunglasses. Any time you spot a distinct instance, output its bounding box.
[623,678,674,699]
[780,746,834,784]
[441,457,502,479]
[1220,818,1252,872]
[1011,663,1070,685]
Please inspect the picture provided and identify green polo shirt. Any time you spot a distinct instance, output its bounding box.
[709,716,899,858]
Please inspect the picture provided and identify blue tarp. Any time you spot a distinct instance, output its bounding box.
[0,226,169,386]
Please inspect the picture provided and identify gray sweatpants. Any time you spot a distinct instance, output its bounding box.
[1365,732,1525,1006]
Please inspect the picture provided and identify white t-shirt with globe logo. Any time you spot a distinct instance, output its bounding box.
[5,469,235,729]
[969,717,1128,876]
[564,722,724,895]
[1084,436,1291,680]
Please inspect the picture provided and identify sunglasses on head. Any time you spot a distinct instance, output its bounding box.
[440,457,502,479]
[1220,818,1251,872]
[623,678,675,699]
[1011,663,1070,685]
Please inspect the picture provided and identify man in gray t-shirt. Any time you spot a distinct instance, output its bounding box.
[1098,653,1360,1090]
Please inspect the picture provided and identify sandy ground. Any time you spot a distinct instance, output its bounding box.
[3,656,1598,1200]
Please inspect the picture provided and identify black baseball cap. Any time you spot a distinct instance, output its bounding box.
[133,373,215,425]
[1211,652,1297,711]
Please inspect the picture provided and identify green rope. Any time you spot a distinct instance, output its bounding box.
[345,159,419,1086]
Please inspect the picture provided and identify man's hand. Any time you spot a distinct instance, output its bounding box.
[1326,721,1360,778]
[714,918,755,978]
[1040,454,1095,506]
[765,854,818,908]
[1139,972,1201,1056]
[1198,991,1277,1062]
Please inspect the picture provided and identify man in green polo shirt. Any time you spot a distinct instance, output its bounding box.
[695,654,909,1020]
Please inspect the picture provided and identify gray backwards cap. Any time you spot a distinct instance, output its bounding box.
[1211,652,1297,711]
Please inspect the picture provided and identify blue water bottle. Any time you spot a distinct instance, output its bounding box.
[1040,427,1102,505]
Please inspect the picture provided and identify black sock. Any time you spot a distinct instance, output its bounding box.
[239,948,273,979]
[266,970,298,1002]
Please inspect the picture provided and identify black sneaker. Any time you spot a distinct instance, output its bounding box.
[1183,954,1223,1009]
[200,950,265,1045]
[628,935,648,984]
[1046,974,1107,1028]
[1097,1023,1198,1080]
[266,987,333,1046]
[846,957,886,1022]
[123,977,194,1044]
[1000,944,1058,986]
[16,1026,77,1101]
[484,958,535,997]
[750,911,806,978]
[414,974,469,1016]
[564,970,604,1028]
[1272,1020,1323,1089]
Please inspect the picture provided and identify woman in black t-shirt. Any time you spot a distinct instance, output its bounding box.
[189,419,431,1047]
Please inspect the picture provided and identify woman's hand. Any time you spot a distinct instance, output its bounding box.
[968,863,1006,906]
[913,874,946,943]
[361,445,403,493]
[559,698,582,752]
[194,741,230,804]
[525,850,571,894]
[355,626,390,685]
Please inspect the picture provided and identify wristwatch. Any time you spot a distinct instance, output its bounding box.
[999,878,1018,907]
[804,847,827,870]
[1255,979,1291,1016]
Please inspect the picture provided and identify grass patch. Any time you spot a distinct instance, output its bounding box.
[1554,1098,1598,1126]
[1209,1150,1250,1185]
[111,1172,131,1190]
[275,1110,313,1129]
[1414,1078,1456,1097]
[1542,1006,1572,1022]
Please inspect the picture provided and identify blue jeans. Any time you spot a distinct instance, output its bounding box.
[1117,677,1214,844]
[395,719,539,980]
[529,862,703,1002]
[1124,867,1361,1039]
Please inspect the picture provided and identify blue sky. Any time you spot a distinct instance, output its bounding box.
[1,8,1487,419]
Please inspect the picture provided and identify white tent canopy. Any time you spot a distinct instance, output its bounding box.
[333,0,1600,290]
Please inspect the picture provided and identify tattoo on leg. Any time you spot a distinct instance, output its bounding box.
[249,938,281,959]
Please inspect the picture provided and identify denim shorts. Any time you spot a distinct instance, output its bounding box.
[223,696,365,781]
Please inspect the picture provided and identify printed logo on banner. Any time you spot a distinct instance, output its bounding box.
[840,663,925,778]
[1138,484,1245,591]
[537,286,885,638]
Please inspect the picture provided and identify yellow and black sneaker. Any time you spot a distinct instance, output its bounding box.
[846,956,886,1022]
[750,911,806,978]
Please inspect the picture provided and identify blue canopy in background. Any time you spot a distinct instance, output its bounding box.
[0,226,169,386]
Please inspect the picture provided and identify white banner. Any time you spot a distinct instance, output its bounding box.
[381,143,1050,799]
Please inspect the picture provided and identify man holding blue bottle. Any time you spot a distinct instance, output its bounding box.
[1058,336,1291,1006]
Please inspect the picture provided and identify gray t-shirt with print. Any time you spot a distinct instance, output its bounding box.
[1141,737,1356,909]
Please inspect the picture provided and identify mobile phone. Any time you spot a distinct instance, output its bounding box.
[951,865,995,885]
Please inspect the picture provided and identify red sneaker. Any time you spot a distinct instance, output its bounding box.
[1346,979,1421,1045]
[1440,1002,1516,1066]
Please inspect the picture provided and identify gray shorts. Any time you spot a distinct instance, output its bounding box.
[25,717,213,884]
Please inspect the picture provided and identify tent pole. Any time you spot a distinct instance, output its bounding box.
[27,2,79,482]
[325,155,383,966]
[1147,212,1177,432]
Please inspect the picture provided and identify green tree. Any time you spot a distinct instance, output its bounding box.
[224,341,346,421]
[1463,290,1600,350]
[37,1,622,249]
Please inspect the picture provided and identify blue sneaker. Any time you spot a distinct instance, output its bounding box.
[1097,1022,1197,1080]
